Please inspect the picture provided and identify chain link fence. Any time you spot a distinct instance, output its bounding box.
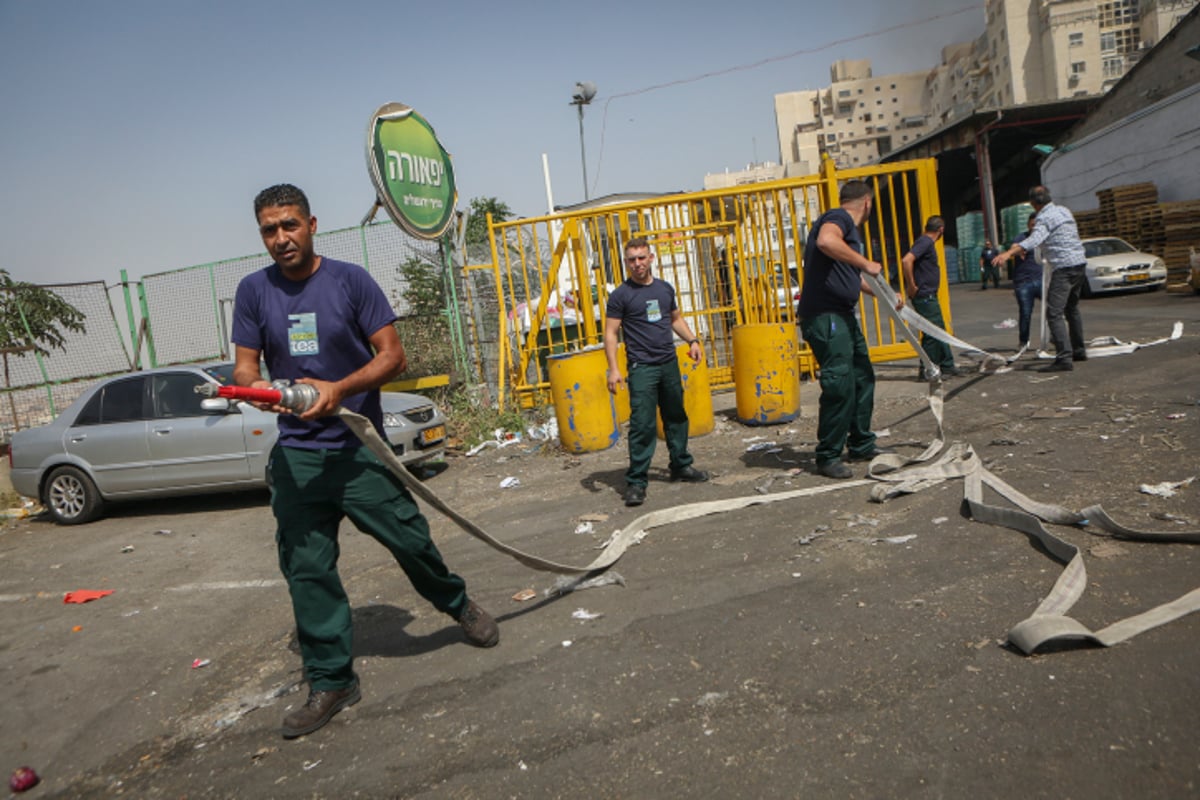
[2,220,471,440]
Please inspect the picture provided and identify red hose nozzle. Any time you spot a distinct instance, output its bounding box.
[195,382,319,412]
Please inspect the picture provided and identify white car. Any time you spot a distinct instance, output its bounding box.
[1081,237,1167,297]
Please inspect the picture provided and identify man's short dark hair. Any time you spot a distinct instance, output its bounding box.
[624,235,651,253]
[839,180,873,205]
[924,215,945,234]
[254,184,310,219]
[1029,186,1052,206]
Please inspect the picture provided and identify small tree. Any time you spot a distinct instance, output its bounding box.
[394,256,455,379]
[0,270,85,356]
[464,196,513,248]
[0,270,86,430]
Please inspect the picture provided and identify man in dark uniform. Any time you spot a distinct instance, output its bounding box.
[232,184,498,740]
[604,236,709,507]
[979,239,1001,289]
[901,215,959,381]
[797,180,895,480]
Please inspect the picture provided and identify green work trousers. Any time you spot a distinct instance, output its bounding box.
[269,444,467,691]
[800,312,877,466]
[911,295,955,374]
[625,358,693,487]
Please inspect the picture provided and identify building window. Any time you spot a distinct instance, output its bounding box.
[1098,0,1138,27]
[890,84,896,89]
[874,86,880,91]
[838,89,851,98]
[1101,31,1116,51]
[1069,32,1083,47]
[1103,56,1124,78]
[1071,61,1086,74]
[826,133,836,142]
[857,88,863,94]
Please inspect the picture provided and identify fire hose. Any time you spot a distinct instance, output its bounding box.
[202,318,1200,655]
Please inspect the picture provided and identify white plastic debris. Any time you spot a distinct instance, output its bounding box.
[499,476,521,489]
[1139,477,1194,498]
[572,608,603,620]
[573,521,594,535]
[994,318,1017,329]
[466,440,499,456]
[745,441,778,453]
[878,534,917,544]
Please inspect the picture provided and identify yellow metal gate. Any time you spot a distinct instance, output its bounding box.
[464,157,948,409]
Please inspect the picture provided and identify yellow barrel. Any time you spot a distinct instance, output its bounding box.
[732,323,801,425]
[614,343,631,424]
[657,344,714,439]
[547,344,619,453]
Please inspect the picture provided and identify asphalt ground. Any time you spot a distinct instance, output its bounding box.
[2,282,1198,798]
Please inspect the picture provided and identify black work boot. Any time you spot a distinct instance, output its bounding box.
[457,599,499,647]
[281,682,361,739]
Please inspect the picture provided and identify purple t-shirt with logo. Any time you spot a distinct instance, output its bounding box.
[231,257,397,448]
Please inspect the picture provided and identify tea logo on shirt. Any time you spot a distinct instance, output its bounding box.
[645,299,662,323]
[288,313,319,357]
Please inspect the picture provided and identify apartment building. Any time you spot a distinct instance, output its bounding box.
[773,1,1197,172]
[774,60,934,173]
[950,0,1196,119]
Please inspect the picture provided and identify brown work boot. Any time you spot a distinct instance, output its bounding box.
[457,599,499,647]
[281,681,361,739]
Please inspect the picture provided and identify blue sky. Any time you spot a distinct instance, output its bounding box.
[0,0,982,287]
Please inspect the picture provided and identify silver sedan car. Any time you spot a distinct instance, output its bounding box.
[9,363,447,524]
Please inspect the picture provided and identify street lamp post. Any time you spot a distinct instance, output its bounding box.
[570,81,597,201]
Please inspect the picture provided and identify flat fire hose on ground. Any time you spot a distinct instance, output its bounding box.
[861,272,1200,653]
[209,296,1199,654]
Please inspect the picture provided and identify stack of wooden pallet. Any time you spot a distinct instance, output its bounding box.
[1096,182,1159,249]
[1074,209,1104,239]
[1158,200,1200,286]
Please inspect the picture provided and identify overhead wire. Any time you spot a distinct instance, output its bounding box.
[590,3,981,197]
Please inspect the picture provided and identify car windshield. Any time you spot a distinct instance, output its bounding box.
[1084,239,1136,257]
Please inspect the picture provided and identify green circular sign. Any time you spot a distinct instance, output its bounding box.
[366,103,457,239]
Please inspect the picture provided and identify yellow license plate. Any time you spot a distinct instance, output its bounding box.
[421,425,446,445]
[1124,273,1149,283]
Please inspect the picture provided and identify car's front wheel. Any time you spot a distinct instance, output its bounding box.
[44,465,104,525]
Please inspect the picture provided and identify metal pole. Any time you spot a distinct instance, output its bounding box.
[577,103,589,201]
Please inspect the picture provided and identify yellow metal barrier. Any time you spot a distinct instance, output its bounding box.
[468,157,949,411]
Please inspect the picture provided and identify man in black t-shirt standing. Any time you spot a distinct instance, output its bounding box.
[979,239,1001,289]
[604,236,709,507]
[797,180,895,479]
[901,215,959,381]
